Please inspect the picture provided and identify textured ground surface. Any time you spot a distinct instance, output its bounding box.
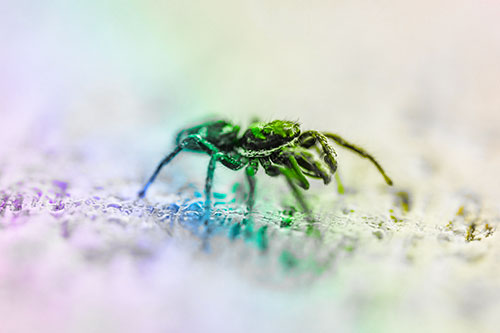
[1,131,499,332]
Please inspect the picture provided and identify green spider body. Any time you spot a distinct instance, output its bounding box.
[139,119,393,218]
[176,120,240,152]
[240,120,301,152]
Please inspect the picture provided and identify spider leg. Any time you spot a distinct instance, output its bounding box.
[245,159,259,214]
[203,151,247,235]
[139,134,244,199]
[294,146,344,194]
[204,154,247,209]
[259,157,280,176]
[279,167,312,217]
[181,134,247,170]
[138,134,218,198]
[293,147,332,184]
[300,131,338,174]
[204,152,224,211]
[304,131,344,192]
[323,132,393,185]
[138,145,183,198]
[285,154,310,190]
[334,172,345,195]
[181,134,219,154]
[260,156,312,217]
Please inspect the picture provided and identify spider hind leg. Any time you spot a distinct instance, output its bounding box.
[138,145,183,198]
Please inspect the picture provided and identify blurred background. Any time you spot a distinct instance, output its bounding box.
[1,0,500,193]
[1,1,500,332]
[1,1,499,138]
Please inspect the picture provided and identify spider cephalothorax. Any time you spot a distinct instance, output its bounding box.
[239,120,301,152]
[139,119,393,218]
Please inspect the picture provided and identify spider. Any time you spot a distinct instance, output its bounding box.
[138,119,393,218]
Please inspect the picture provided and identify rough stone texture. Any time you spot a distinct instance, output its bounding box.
[1,127,499,332]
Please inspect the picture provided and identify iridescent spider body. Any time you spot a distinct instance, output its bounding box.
[139,119,393,217]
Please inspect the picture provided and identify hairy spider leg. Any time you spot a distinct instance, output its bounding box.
[204,152,223,212]
[284,154,310,190]
[138,134,216,198]
[334,172,345,194]
[258,157,280,177]
[245,159,259,214]
[203,152,247,211]
[139,134,244,199]
[138,146,183,198]
[181,134,219,154]
[290,147,332,184]
[259,157,312,218]
[300,131,338,174]
[300,131,349,193]
[279,167,312,218]
[175,135,247,213]
[202,152,247,245]
[323,132,393,186]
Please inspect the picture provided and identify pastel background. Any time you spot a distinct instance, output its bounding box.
[1,1,500,332]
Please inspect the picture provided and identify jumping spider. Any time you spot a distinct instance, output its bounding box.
[139,120,393,218]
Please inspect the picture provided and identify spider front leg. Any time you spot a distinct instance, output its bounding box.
[299,131,338,174]
[260,157,312,219]
[299,131,349,193]
[292,147,332,185]
[323,132,393,185]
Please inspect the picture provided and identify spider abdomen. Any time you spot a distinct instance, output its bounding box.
[175,120,240,152]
